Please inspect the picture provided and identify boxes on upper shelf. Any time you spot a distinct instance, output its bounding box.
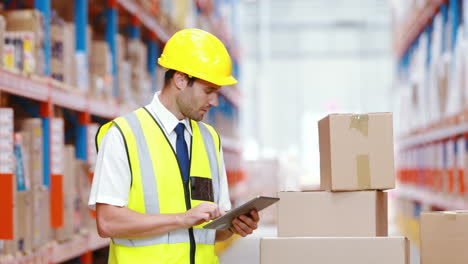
[318,113,395,191]
[90,40,113,99]
[260,237,409,264]
[1,9,45,75]
[277,191,387,237]
[421,211,468,264]
[51,19,76,86]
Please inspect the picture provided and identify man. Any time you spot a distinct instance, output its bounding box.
[89,28,259,264]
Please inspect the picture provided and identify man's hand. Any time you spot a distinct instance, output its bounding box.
[179,202,221,228]
[230,210,260,237]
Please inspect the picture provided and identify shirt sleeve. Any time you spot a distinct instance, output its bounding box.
[88,126,131,210]
[218,148,232,212]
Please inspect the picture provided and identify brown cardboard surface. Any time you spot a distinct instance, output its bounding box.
[16,191,32,252]
[117,34,127,64]
[0,16,5,66]
[31,189,50,250]
[76,160,93,231]
[127,39,147,72]
[278,191,388,237]
[421,211,468,264]
[21,119,43,189]
[318,113,395,191]
[90,40,111,77]
[55,145,76,242]
[260,237,409,264]
[50,22,75,85]
[1,10,45,74]
[51,0,75,21]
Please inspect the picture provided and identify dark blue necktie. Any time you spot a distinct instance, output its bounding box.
[175,123,190,183]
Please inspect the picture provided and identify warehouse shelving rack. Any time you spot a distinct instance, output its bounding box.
[393,0,468,247]
[0,0,242,263]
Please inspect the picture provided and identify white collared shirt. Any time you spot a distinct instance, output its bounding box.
[88,93,232,211]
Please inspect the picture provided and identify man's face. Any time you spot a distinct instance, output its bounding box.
[177,78,220,121]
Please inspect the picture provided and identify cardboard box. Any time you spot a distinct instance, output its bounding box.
[260,237,409,264]
[76,160,93,231]
[55,145,76,242]
[51,0,74,21]
[0,191,33,255]
[0,15,5,66]
[127,39,147,71]
[90,40,111,77]
[117,34,126,65]
[16,191,32,252]
[51,22,75,85]
[21,119,43,189]
[31,188,50,250]
[2,10,45,74]
[118,61,132,104]
[421,211,468,264]
[318,113,395,191]
[278,191,388,237]
[87,124,99,171]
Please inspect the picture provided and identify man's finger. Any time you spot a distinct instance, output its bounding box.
[250,210,260,222]
[232,223,247,237]
[233,218,253,235]
[239,214,257,229]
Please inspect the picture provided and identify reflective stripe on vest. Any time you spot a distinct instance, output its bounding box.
[96,107,221,263]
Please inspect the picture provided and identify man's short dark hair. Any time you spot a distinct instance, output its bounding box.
[164,69,197,87]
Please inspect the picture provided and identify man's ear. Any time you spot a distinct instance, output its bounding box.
[173,71,188,91]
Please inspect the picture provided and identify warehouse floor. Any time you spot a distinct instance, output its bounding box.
[219,223,421,264]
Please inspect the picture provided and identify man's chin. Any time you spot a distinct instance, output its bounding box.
[191,114,204,122]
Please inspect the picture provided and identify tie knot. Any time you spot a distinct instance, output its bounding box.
[175,123,185,136]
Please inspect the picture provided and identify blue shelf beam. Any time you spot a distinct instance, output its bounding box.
[75,0,89,92]
[76,112,89,161]
[147,33,160,92]
[129,15,141,40]
[106,0,119,98]
[40,101,52,188]
[441,3,449,52]
[35,0,51,75]
[449,0,459,51]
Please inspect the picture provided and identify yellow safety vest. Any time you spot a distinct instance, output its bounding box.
[96,107,222,264]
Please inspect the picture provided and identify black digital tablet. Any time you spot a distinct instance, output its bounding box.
[203,195,280,230]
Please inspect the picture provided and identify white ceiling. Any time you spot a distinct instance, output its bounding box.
[239,0,392,59]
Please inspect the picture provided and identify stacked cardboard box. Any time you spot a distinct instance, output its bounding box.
[128,39,152,105]
[76,160,94,232]
[1,9,45,75]
[87,123,99,171]
[90,40,113,99]
[420,211,468,264]
[51,14,76,86]
[19,119,50,251]
[54,145,76,242]
[261,113,409,264]
[13,133,33,253]
[117,35,134,105]
[51,0,74,22]
[0,15,5,66]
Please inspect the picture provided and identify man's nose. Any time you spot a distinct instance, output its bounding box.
[209,93,219,107]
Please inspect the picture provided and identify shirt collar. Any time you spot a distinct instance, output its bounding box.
[147,92,192,136]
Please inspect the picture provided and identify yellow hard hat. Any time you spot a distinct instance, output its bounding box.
[158,28,238,86]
